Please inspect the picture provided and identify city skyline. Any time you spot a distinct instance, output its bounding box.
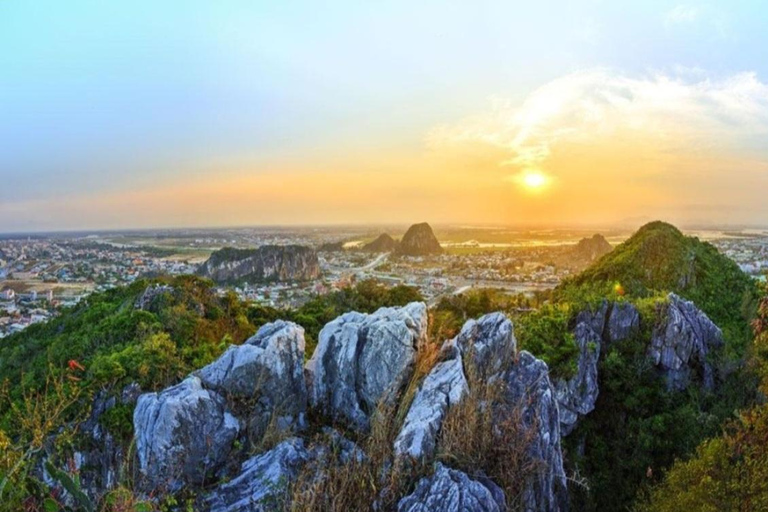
[3,1,768,231]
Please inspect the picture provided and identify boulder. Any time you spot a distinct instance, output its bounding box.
[397,463,506,512]
[306,302,428,431]
[453,312,516,379]
[649,293,724,391]
[133,376,239,490]
[555,322,601,436]
[196,321,307,439]
[501,352,567,512]
[206,438,310,512]
[394,349,468,459]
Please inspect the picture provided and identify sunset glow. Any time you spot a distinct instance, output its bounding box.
[1,1,768,231]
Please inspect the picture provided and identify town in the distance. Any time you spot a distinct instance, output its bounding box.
[2,221,767,339]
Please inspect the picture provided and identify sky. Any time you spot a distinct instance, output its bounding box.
[2,0,768,232]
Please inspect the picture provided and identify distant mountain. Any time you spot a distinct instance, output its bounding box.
[571,234,612,263]
[565,221,755,343]
[318,241,345,252]
[395,222,443,256]
[363,233,398,253]
[198,245,320,283]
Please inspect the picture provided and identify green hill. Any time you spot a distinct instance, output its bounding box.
[562,221,757,350]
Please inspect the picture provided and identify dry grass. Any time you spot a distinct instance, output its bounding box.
[288,337,443,512]
[436,363,540,512]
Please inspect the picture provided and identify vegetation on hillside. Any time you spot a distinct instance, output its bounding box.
[638,284,768,511]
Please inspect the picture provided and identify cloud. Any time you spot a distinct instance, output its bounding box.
[427,68,768,175]
[664,4,700,26]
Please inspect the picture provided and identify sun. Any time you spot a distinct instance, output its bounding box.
[518,170,552,192]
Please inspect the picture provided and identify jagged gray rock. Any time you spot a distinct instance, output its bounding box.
[606,301,640,344]
[649,293,724,391]
[501,351,567,512]
[555,322,601,436]
[206,438,310,512]
[196,321,307,440]
[394,349,468,459]
[134,284,174,311]
[133,376,239,491]
[454,312,516,379]
[397,463,506,512]
[305,302,428,431]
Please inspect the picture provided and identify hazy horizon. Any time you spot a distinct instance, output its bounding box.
[3,1,768,231]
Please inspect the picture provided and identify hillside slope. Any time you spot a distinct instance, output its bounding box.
[563,221,756,349]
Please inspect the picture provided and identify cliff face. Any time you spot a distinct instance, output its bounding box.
[198,245,320,283]
[395,222,443,256]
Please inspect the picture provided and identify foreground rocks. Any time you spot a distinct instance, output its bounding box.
[206,438,310,512]
[649,293,724,391]
[196,321,308,441]
[134,321,307,491]
[394,346,468,459]
[306,302,428,431]
[134,376,240,490]
[398,463,506,512]
[502,352,568,512]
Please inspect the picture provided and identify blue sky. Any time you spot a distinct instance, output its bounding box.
[2,1,768,230]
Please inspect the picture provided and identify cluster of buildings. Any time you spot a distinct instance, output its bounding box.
[712,235,768,281]
[0,238,198,337]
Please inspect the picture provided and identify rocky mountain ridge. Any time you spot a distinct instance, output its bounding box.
[198,245,320,283]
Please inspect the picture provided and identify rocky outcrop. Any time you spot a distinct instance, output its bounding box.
[502,351,568,512]
[134,320,307,490]
[133,376,239,491]
[306,302,427,432]
[555,322,601,436]
[134,284,174,311]
[649,293,724,391]
[395,223,443,256]
[363,233,399,253]
[556,301,639,435]
[205,438,310,512]
[198,245,320,283]
[195,321,307,441]
[397,463,506,512]
[454,312,516,379]
[394,347,468,459]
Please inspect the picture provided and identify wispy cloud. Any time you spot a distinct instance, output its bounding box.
[427,68,768,176]
[664,4,701,27]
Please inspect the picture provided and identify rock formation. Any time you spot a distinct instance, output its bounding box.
[198,245,320,283]
[453,312,516,379]
[134,320,307,491]
[395,223,443,256]
[555,322,601,436]
[556,300,640,435]
[502,351,568,512]
[363,233,399,252]
[133,376,240,491]
[397,463,506,512]
[649,293,724,391]
[195,321,307,441]
[394,344,468,459]
[305,302,428,431]
[205,438,310,512]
